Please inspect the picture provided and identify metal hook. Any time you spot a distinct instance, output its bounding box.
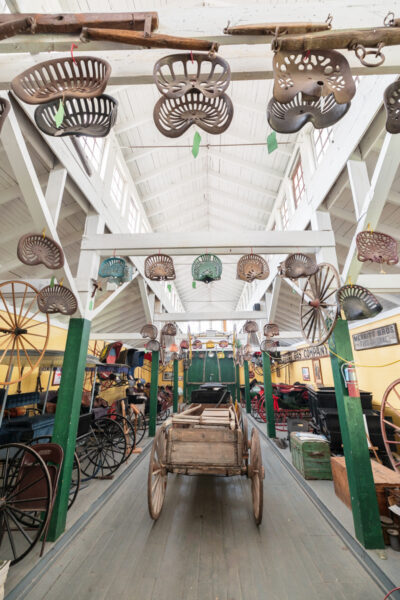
[325,13,333,27]
[352,42,385,67]
[384,11,395,27]
[271,26,280,53]
[223,20,231,34]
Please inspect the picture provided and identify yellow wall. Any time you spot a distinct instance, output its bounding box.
[0,311,68,395]
[271,311,400,411]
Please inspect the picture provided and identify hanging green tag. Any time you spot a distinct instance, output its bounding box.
[192,281,196,289]
[167,284,172,293]
[192,131,201,158]
[89,300,93,310]
[267,131,278,154]
[54,99,65,128]
[49,276,55,288]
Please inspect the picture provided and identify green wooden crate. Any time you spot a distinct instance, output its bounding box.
[290,432,332,480]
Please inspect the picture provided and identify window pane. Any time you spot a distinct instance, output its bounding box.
[78,137,105,173]
[291,159,306,207]
[111,166,125,211]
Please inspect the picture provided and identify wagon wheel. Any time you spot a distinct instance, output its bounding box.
[110,414,136,463]
[133,410,147,445]
[380,378,400,473]
[0,281,50,385]
[69,452,81,509]
[0,443,52,565]
[78,417,126,479]
[148,426,168,520]
[300,263,340,346]
[238,404,249,466]
[248,429,264,525]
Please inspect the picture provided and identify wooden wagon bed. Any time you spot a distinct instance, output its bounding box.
[148,402,264,524]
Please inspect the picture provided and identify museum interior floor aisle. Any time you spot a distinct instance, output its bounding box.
[15,430,383,600]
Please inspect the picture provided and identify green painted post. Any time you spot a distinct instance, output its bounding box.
[235,363,241,404]
[262,351,276,438]
[329,318,384,549]
[244,360,251,414]
[173,359,179,413]
[47,318,91,541]
[149,350,159,437]
[183,368,187,403]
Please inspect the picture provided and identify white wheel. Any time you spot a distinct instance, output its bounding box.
[148,427,168,520]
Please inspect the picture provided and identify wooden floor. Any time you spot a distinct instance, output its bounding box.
[17,432,383,600]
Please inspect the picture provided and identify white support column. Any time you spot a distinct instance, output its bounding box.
[45,166,67,226]
[347,152,370,221]
[1,99,83,315]
[267,277,281,322]
[311,210,340,273]
[90,271,139,320]
[138,276,155,324]
[343,132,400,284]
[76,214,105,318]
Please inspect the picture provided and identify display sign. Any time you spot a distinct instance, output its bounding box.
[280,345,329,364]
[352,323,399,351]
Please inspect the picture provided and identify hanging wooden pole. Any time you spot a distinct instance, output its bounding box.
[81,27,218,52]
[262,351,276,438]
[274,26,400,52]
[244,360,251,414]
[173,358,179,413]
[47,318,91,541]
[149,350,159,437]
[235,363,241,404]
[224,21,331,36]
[328,318,384,550]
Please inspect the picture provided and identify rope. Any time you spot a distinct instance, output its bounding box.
[324,345,400,368]
[383,587,400,600]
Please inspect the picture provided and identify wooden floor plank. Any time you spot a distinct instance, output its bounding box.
[12,431,384,600]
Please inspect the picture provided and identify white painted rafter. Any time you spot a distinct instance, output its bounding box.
[81,230,336,256]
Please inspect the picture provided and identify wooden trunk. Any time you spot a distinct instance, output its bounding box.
[331,457,400,516]
[290,433,332,480]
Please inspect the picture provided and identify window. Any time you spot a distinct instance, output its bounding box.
[280,196,289,230]
[291,158,306,208]
[79,136,105,172]
[313,127,333,164]
[128,200,138,232]
[110,165,125,211]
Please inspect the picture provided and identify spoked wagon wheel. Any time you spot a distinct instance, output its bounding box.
[301,263,340,346]
[111,414,135,463]
[380,379,400,473]
[78,417,126,480]
[238,404,249,467]
[0,281,50,385]
[248,429,264,525]
[0,443,52,565]
[148,426,168,520]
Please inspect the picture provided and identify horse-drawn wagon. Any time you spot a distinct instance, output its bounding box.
[148,383,264,523]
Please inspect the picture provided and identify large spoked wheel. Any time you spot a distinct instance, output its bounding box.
[78,417,127,480]
[301,263,340,346]
[148,427,168,520]
[69,453,81,509]
[380,379,400,473]
[248,429,264,525]
[238,404,249,467]
[0,281,50,385]
[0,443,52,565]
[133,411,147,445]
[111,414,135,462]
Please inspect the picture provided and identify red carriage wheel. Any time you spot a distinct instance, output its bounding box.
[380,379,400,473]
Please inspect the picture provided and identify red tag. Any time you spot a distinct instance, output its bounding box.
[71,43,78,64]
[190,50,194,63]
[303,50,311,63]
